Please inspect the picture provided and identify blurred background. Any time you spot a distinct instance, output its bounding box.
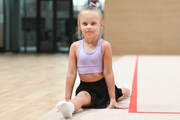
[0,0,105,53]
[0,0,180,55]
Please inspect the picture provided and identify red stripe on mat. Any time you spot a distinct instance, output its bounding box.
[136,111,180,114]
[129,56,138,113]
[128,56,180,114]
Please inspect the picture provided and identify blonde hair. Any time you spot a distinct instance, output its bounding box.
[77,1,104,39]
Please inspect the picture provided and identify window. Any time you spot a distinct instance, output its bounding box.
[0,0,4,48]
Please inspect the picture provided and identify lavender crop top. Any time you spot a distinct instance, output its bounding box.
[77,38,103,74]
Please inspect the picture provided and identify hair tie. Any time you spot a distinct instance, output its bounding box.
[89,2,96,7]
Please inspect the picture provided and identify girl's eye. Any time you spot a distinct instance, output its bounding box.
[91,22,96,25]
[82,23,87,26]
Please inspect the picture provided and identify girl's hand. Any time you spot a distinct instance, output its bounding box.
[108,99,128,109]
[65,98,71,102]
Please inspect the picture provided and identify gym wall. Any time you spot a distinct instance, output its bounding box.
[104,0,180,55]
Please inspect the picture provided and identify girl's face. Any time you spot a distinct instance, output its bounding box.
[79,11,104,39]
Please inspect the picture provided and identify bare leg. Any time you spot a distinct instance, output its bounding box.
[70,91,92,111]
[117,87,130,101]
[56,91,92,118]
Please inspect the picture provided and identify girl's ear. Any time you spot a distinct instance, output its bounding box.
[78,23,81,30]
[100,21,104,29]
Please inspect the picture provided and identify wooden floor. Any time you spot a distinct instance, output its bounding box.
[0,53,120,120]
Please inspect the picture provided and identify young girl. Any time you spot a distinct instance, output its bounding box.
[56,0,130,118]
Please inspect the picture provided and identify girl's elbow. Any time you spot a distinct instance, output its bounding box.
[103,71,114,78]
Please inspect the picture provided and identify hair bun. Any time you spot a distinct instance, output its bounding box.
[91,0,99,4]
[89,0,99,7]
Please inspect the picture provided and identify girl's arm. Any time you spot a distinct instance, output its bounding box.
[102,40,127,109]
[65,42,78,101]
[102,40,116,101]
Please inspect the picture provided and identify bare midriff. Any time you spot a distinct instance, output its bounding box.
[79,72,104,82]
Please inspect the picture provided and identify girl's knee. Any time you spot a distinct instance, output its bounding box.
[117,88,130,101]
[122,88,130,97]
[76,91,92,107]
[77,91,91,98]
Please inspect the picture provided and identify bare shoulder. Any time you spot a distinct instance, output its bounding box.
[69,41,80,51]
[70,41,79,48]
[101,39,112,56]
[68,41,80,56]
[102,39,112,48]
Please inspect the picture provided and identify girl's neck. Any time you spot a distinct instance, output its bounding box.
[84,37,99,46]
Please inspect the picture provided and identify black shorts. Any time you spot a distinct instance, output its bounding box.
[75,78,123,108]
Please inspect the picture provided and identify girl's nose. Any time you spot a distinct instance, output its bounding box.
[87,24,91,29]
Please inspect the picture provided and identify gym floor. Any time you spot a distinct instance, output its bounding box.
[0,54,180,120]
